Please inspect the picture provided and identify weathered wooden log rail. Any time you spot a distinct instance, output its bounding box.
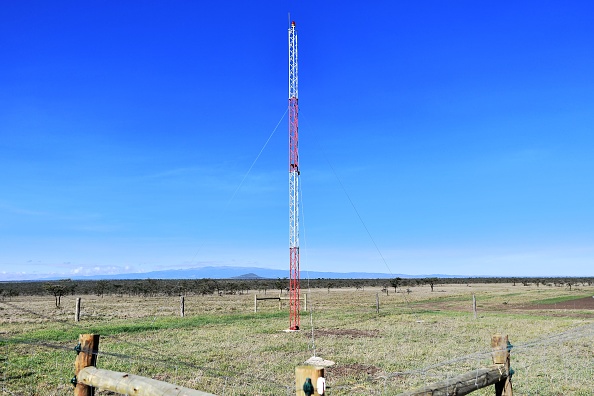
[73,334,216,396]
[78,366,215,396]
[396,364,508,396]
[396,334,513,396]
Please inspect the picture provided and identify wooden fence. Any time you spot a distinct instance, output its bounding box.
[254,293,307,313]
[73,295,308,320]
[73,333,512,396]
[395,334,513,396]
[73,334,215,396]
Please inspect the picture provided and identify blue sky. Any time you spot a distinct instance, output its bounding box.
[1,1,593,280]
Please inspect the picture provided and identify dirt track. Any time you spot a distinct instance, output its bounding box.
[526,296,594,310]
[415,295,594,318]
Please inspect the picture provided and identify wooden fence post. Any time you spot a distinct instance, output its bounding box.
[295,365,324,396]
[491,334,513,396]
[376,293,380,314]
[254,294,258,313]
[74,334,100,396]
[75,298,81,322]
[180,296,185,317]
[472,294,477,319]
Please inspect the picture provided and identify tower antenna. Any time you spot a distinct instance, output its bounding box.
[288,19,300,330]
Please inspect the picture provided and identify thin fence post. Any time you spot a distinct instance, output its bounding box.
[75,298,81,322]
[376,293,380,314]
[491,334,513,396]
[180,296,185,317]
[472,294,477,319]
[254,294,258,313]
[74,334,100,396]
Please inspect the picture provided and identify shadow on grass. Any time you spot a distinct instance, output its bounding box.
[3,371,35,381]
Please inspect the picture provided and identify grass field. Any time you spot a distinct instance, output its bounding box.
[2,282,593,395]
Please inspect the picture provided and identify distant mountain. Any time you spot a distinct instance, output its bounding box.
[231,273,265,280]
[52,266,460,281]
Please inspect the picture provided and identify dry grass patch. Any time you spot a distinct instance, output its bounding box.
[2,284,593,395]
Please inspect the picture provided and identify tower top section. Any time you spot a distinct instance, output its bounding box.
[288,21,298,100]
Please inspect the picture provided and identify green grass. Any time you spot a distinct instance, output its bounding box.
[5,311,286,344]
[2,285,594,395]
[531,294,592,304]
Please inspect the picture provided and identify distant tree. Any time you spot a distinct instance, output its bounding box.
[239,281,249,295]
[209,279,221,295]
[44,283,66,307]
[143,279,159,297]
[170,280,189,296]
[426,278,437,292]
[7,289,19,299]
[95,280,108,298]
[62,279,77,296]
[112,283,123,296]
[223,282,237,295]
[390,277,402,293]
[275,278,287,294]
[193,279,213,296]
[68,281,77,295]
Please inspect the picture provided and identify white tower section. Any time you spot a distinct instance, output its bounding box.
[288,20,300,330]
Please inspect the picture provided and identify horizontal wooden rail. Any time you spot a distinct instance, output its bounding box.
[396,364,508,396]
[78,366,216,396]
[397,334,512,396]
[254,293,307,312]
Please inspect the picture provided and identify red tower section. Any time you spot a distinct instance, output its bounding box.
[288,21,300,330]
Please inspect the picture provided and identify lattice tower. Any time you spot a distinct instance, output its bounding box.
[288,20,300,330]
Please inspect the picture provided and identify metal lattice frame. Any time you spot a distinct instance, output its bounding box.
[288,21,300,330]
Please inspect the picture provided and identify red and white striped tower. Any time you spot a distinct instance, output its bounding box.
[288,20,300,330]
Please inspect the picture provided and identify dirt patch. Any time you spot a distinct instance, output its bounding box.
[411,295,594,319]
[314,328,380,338]
[525,296,594,310]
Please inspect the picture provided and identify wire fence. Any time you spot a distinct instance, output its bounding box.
[380,322,594,395]
[2,336,293,396]
[2,288,593,395]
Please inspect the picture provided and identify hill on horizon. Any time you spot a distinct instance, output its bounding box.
[34,266,460,281]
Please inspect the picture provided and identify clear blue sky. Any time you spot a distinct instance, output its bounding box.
[2,1,593,280]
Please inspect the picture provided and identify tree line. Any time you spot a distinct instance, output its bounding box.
[2,276,592,306]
